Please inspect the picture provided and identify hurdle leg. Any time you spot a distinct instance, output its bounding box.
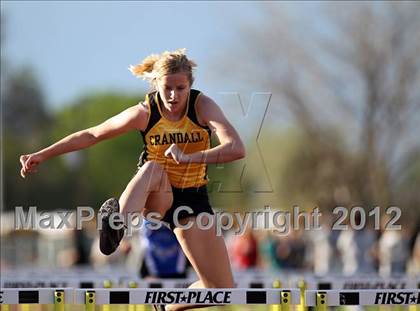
[281,290,290,311]
[316,291,327,311]
[54,290,65,311]
[297,280,307,311]
[102,280,113,311]
[271,280,282,311]
[85,290,96,311]
[127,281,146,311]
[394,305,404,311]
[20,304,31,311]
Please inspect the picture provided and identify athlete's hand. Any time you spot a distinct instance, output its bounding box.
[164,144,190,164]
[19,153,44,178]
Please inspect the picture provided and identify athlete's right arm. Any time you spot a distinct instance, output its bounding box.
[19,103,149,178]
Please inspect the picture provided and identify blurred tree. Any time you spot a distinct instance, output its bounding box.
[48,93,144,209]
[396,149,420,215]
[1,10,50,139]
[2,67,69,212]
[3,89,143,211]
[221,2,420,211]
[1,11,6,82]
[2,67,56,212]
[3,67,51,138]
[1,11,57,211]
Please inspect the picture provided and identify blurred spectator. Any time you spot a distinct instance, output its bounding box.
[231,226,258,270]
[90,236,132,268]
[258,230,280,270]
[407,231,420,275]
[258,225,308,271]
[378,215,410,275]
[72,228,93,266]
[337,214,377,275]
[307,224,331,275]
[4,210,420,277]
[139,221,189,279]
[56,228,93,267]
[378,230,409,275]
[284,229,307,270]
[273,236,291,269]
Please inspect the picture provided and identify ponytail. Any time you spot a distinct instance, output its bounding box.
[129,48,196,86]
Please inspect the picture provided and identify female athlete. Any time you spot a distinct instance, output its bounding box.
[19,48,245,311]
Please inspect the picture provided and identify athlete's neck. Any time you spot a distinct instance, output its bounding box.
[161,104,187,121]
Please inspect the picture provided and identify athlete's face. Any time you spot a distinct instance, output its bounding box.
[156,72,191,116]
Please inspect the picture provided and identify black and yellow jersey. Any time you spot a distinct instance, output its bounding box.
[138,89,211,188]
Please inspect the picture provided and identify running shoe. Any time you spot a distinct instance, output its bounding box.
[99,197,125,255]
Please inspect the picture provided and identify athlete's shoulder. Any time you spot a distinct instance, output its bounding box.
[197,93,222,112]
[137,100,149,115]
[195,92,223,126]
[128,100,149,131]
[196,92,219,109]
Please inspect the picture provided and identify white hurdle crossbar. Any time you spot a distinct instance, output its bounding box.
[0,288,300,305]
[303,277,420,290]
[3,288,420,306]
[306,289,420,306]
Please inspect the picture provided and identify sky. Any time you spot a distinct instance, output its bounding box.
[1,1,266,109]
[2,1,418,200]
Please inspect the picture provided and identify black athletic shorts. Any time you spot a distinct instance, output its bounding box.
[162,185,214,229]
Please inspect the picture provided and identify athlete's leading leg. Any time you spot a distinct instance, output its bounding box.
[119,160,173,218]
[99,160,173,255]
[165,217,235,311]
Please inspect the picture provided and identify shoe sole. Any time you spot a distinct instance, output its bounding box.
[99,198,123,255]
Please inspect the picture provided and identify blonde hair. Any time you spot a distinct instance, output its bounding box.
[129,48,197,87]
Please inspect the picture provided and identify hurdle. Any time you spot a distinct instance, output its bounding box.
[0,288,301,307]
[303,276,420,290]
[2,288,420,309]
[305,289,420,307]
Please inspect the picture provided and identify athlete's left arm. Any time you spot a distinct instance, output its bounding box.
[165,94,246,164]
